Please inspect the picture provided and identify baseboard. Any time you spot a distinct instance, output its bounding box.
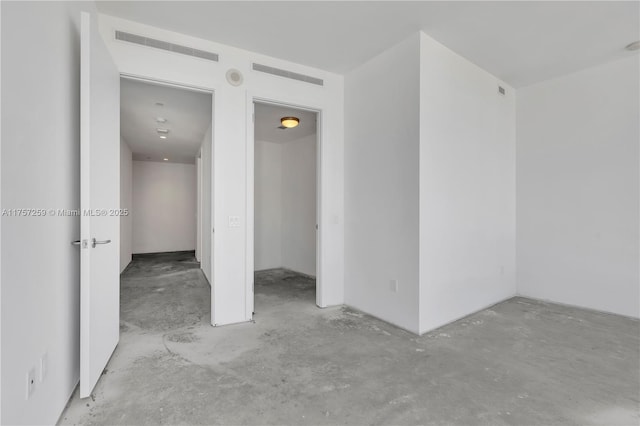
[120,259,133,275]
[56,377,80,425]
[418,294,517,336]
[515,294,640,321]
[282,267,316,279]
[254,266,316,279]
[254,267,282,273]
[343,303,421,335]
[132,249,196,257]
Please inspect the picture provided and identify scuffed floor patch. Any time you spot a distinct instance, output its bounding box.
[59,259,640,426]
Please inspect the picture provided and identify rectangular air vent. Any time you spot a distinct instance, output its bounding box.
[115,30,219,62]
[252,63,323,86]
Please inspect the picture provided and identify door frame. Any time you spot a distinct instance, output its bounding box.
[246,92,325,316]
[118,72,215,311]
[195,154,202,262]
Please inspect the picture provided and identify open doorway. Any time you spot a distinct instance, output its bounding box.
[252,102,319,311]
[119,76,213,325]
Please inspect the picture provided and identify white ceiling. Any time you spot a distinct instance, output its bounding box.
[120,78,212,164]
[97,1,639,88]
[254,103,317,144]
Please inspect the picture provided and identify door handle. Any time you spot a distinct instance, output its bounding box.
[72,239,88,248]
[91,238,111,248]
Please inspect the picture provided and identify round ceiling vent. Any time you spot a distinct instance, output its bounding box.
[226,69,244,87]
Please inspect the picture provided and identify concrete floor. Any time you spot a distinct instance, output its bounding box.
[60,252,640,425]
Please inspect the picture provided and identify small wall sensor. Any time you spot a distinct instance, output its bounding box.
[226,69,244,87]
[498,86,506,95]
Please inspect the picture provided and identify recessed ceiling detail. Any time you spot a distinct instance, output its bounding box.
[121,78,212,164]
[115,30,219,62]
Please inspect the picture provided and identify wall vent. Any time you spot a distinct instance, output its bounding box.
[498,86,506,95]
[252,63,324,86]
[115,30,219,62]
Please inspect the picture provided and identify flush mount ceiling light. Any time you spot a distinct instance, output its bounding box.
[625,41,640,51]
[157,128,169,134]
[159,135,167,139]
[156,117,167,123]
[280,117,300,128]
[163,158,169,161]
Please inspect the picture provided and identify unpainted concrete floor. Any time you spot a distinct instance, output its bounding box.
[60,252,640,425]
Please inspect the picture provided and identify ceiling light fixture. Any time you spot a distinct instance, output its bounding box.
[163,158,169,161]
[281,117,300,128]
[156,117,167,123]
[159,135,167,139]
[157,128,169,134]
[625,41,640,51]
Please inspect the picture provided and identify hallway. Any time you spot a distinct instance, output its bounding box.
[60,255,639,425]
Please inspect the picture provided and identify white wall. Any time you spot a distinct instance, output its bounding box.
[99,14,344,324]
[418,33,517,334]
[132,161,197,253]
[516,56,640,318]
[1,2,96,424]
[254,140,283,270]
[254,135,317,276]
[200,124,212,283]
[120,138,133,272]
[345,34,421,333]
[282,134,317,276]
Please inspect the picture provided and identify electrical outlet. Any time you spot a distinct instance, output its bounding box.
[389,279,398,293]
[26,368,36,399]
[40,353,48,382]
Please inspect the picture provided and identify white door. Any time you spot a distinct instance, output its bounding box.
[79,11,120,398]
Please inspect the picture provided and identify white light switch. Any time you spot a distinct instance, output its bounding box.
[228,216,240,228]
